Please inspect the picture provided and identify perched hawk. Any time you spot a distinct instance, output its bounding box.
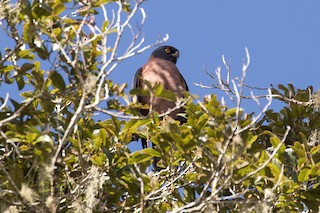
[133,46,189,150]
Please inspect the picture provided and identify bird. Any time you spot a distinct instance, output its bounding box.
[133,45,189,170]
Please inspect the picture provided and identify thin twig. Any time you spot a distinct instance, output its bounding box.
[0,40,24,66]
[145,157,197,201]
[0,93,9,111]
[234,126,290,184]
[0,94,41,127]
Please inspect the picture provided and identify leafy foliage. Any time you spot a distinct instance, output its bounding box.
[261,84,320,212]
[0,0,319,212]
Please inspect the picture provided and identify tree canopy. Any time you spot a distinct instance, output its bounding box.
[0,0,319,212]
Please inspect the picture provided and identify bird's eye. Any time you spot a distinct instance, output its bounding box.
[165,48,171,53]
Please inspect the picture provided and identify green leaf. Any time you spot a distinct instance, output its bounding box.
[298,168,311,183]
[90,153,106,166]
[265,110,279,122]
[23,22,35,45]
[35,47,49,60]
[129,149,160,164]
[310,145,320,155]
[157,89,177,102]
[18,50,35,60]
[34,135,53,144]
[130,88,150,97]
[270,136,285,154]
[310,165,320,176]
[196,113,208,130]
[102,21,110,32]
[123,119,150,130]
[26,132,38,143]
[39,2,53,13]
[225,108,237,117]
[297,157,307,170]
[140,148,161,157]
[268,163,280,179]
[34,61,41,71]
[245,134,258,149]
[51,71,66,91]
[278,84,289,96]
[16,75,25,90]
[129,153,152,164]
[10,98,22,111]
[288,83,295,96]
[92,129,108,149]
[154,83,164,96]
[241,117,252,127]
[32,2,51,18]
[292,142,306,158]
[20,91,34,99]
[40,97,55,113]
[107,28,118,34]
[1,65,14,73]
[53,3,65,15]
[21,0,33,21]
[20,63,34,72]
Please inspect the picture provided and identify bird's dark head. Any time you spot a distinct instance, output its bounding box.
[151,46,179,64]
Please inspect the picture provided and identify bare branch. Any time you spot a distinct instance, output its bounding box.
[0,93,9,111]
[145,157,198,202]
[272,164,284,192]
[101,1,141,76]
[0,39,24,66]
[98,1,169,78]
[51,90,87,169]
[272,94,314,106]
[51,33,74,67]
[235,88,273,134]
[0,93,41,127]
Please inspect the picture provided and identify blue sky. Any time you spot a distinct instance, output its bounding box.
[109,0,320,151]
[112,1,320,111]
[2,1,320,105]
[1,1,320,115]
[0,1,320,153]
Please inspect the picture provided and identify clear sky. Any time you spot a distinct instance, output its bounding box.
[0,0,320,108]
[106,0,320,152]
[1,1,320,116]
[1,1,320,153]
[111,0,320,111]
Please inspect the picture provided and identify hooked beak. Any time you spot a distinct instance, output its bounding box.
[172,50,179,58]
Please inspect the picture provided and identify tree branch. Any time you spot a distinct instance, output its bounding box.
[234,126,290,184]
